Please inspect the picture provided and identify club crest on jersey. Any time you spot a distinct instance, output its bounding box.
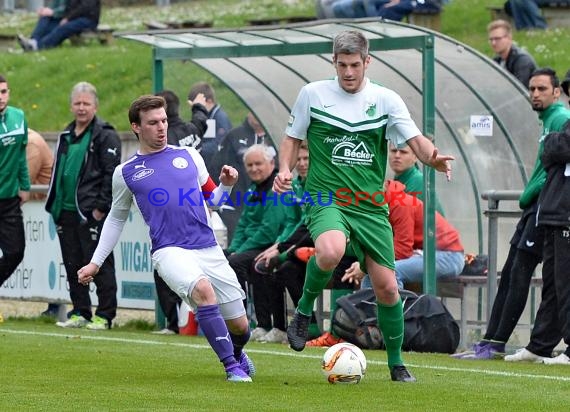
[172,157,189,169]
[365,102,376,117]
[331,141,374,166]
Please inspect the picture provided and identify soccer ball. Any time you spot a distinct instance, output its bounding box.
[321,342,366,384]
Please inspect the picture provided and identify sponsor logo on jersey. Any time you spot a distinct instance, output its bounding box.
[1,136,16,146]
[132,168,155,181]
[331,140,374,166]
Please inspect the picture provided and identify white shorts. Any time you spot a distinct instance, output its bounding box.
[152,245,246,319]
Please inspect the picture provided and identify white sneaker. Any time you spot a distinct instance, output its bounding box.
[250,327,269,341]
[504,348,546,363]
[56,314,89,328]
[543,353,570,365]
[258,327,288,343]
[152,328,176,335]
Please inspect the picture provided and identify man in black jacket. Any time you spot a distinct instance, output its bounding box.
[487,19,537,87]
[45,81,121,330]
[211,112,275,242]
[562,69,570,105]
[520,121,570,364]
[18,0,100,51]
[156,90,208,150]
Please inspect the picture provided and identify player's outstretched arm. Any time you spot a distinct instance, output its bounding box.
[407,135,455,181]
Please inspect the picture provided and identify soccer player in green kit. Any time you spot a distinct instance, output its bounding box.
[273,30,453,382]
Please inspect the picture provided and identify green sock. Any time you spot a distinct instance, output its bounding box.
[330,288,352,337]
[377,298,404,368]
[308,323,321,338]
[278,251,288,263]
[297,256,332,316]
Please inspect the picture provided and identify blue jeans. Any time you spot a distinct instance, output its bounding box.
[508,0,547,30]
[31,16,62,42]
[377,1,414,21]
[332,0,389,18]
[361,250,465,290]
[37,17,98,49]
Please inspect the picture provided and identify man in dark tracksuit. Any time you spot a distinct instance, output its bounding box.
[46,82,121,330]
[501,69,570,362]
[531,119,570,364]
[0,74,30,290]
[458,68,570,360]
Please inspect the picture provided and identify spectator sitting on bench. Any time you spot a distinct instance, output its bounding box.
[342,180,465,290]
[503,0,547,30]
[18,0,100,51]
[225,144,288,343]
[325,0,444,21]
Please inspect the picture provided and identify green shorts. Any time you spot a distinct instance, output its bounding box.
[306,204,395,272]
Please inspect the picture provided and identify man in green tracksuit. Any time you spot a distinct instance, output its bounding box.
[0,74,31,288]
[226,144,288,342]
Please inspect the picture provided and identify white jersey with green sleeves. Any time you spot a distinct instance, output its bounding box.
[286,77,421,214]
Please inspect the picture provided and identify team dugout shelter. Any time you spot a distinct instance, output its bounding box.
[117,18,540,295]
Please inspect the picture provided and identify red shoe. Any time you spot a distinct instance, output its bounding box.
[306,331,345,347]
[294,247,315,263]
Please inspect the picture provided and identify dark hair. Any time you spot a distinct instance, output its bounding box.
[128,95,166,126]
[530,67,560,89]
[0,74,6,83]
[155,90,179,118]
[188,81,215,102]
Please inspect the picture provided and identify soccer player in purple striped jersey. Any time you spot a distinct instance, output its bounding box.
[78,95,254,382]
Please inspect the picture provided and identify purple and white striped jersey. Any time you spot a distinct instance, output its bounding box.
[115,146,218,253]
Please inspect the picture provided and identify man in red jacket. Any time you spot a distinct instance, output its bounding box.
[384,180,464,289]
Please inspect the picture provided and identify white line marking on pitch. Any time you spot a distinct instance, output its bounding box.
[3,328,569,382]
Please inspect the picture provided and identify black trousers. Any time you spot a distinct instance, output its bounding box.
[57,211,117,323]
[0,197,25,286]
[527,227,569,356]
[483,246,542,343]
[484,208,544,343]
[227,248,286,331]
[154,269,181,332]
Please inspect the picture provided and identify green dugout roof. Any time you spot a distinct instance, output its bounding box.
[117,19,540,287]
